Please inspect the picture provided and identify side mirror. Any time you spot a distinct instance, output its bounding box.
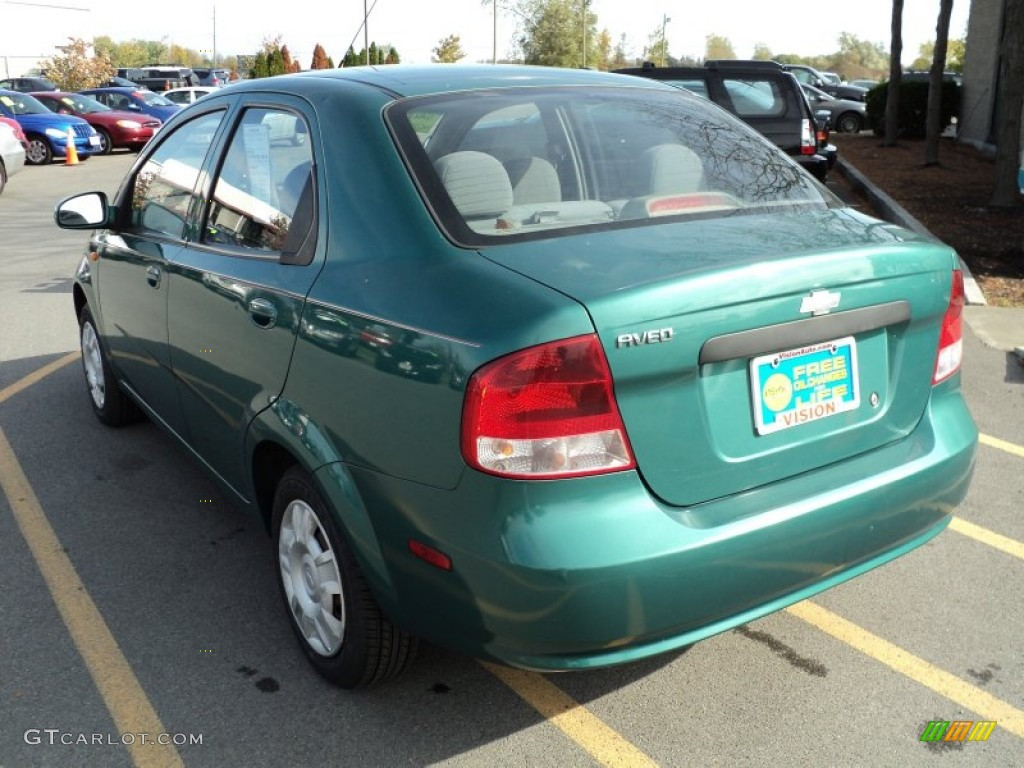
[55,192,111,229]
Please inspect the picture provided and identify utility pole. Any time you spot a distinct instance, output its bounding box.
[212,4,217,66]
[493,0,497,64]
[364,0,369,65]
[582,0,588,69]
[661,14,670,67]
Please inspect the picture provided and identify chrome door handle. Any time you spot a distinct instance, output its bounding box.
[146,265,161,287]
[248,298,278,329]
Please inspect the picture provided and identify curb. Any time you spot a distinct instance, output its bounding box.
[835,157,987,306]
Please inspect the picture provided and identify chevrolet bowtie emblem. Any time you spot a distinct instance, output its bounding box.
[800,290,841,316]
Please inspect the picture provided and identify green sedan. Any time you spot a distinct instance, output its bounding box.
[55,65,977,689]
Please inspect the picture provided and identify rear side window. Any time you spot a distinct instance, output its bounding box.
[722,78,786,118]
[660,79,711,100]
[203,108,314,255]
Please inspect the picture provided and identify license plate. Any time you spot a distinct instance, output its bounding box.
[89,135,101,146]
[750,336,859,435]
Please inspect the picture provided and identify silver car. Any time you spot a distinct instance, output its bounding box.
[0,120,26,195]
[802,84,869,134]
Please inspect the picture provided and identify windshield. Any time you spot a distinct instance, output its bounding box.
[0,91,50,115]
[388,86,836,245]
[61,94,110,113]
[138,91,174,106]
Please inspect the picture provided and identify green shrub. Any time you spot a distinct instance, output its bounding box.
[867,79,961,138]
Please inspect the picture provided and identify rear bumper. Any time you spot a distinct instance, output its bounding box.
[321,383,976,671]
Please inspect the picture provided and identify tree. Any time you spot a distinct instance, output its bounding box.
[646,24,670,67]
[518,0,597,69]
[610,33,629,69]
[705,34,735,60]
[595,29,612,70]
[433,35,466,63]
[830,33,889,81]
[310,44,331,70]
[990,0,1024,207]
[923,0,955,166]
[342,46,359,67]
[883,0,904,147]
[41,38,114,91]
[249,36,291,78]
[752,43,773,61]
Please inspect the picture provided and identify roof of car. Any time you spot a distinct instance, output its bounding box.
[225,65,667,99]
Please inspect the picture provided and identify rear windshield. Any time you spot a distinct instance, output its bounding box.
[387,86,834,246]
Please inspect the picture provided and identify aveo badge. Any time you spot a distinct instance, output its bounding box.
[750,336,860,435]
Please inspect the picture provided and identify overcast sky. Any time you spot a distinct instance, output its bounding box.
[3,0,971,69]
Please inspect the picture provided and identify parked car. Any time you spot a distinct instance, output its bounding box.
[801,84,869,133]
[193,67,231,87]
[615,60,831,181]
[0,76,57,92]
[849,79,880,90]
[55,65,977,689]
[819,71,842,86]
[0,89,99,164]
[104,76,145,88]
[0,120,27,194]
[32,91,160,154]
[782,64,868,102]
[0,114,30,149]
[77,87,181,124]
[116,67,199,91]
[162,86,219,105]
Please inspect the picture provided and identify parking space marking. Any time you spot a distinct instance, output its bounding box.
[482,662,659,768]
[0,427,184,768]
[787,600,1024,738]
[949,517,1024,561]
[0,351,79,406]
[979,433,1024,459]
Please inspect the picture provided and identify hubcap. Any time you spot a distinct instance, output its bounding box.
[278,499,345,656]
[81,321,106,409]
[27,140,48,164]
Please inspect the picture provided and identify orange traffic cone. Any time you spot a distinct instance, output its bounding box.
[65,126,79,166]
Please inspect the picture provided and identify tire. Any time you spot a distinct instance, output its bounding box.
[836,112,863,134]
[273,467,417,688]
[95,128,113,155]
[78,306,143,426]
[25,136,52,165]
[0,159,6,196]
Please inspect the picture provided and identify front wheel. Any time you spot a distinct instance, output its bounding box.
[79,306,143,426]
[836,112,864,134]
[25,136,52,165]
[95,128,113,155]
[273,467,417,688]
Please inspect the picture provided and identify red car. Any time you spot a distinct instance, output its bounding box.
[30,91,160,154]
[0,114,29,149]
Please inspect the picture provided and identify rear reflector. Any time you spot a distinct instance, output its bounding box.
[932,270,965,384]
[461,334,635,479]
[408,540,452,571]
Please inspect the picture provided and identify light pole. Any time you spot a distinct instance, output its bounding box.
[660,14,670,67]
[581,0,589,69]
[493,0,497,64]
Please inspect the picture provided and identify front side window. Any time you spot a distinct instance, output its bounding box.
[203,108,314,254]
[130,111,225,238]
[389,87,834,246]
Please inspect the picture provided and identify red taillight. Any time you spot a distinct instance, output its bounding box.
[933,270,965,384]
[461,334,635,479]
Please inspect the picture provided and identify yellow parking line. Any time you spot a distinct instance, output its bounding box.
[0,351,79,406]
[949,517,1024,561]
[482,662,659,768]
[979,433,1024,459]
[787,600,1024,738]
[0,426,183,768]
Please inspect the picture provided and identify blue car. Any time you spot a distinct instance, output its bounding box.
[77,87,181,124]
[0,89,100,164]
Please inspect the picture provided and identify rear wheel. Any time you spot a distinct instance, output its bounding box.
[273,467,417,688]
[836,112,863,134]
[78,306,143,426]
[25,136,52,165]
[95,128,113,155]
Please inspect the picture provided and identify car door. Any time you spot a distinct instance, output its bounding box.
[96,109,227,437]
[165,98,321,496]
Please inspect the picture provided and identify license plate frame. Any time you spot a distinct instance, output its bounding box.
[750,336,860,435]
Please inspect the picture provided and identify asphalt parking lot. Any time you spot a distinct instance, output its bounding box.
[1,153,1022,767]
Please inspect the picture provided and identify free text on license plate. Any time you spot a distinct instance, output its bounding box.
[750,336,859,435]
